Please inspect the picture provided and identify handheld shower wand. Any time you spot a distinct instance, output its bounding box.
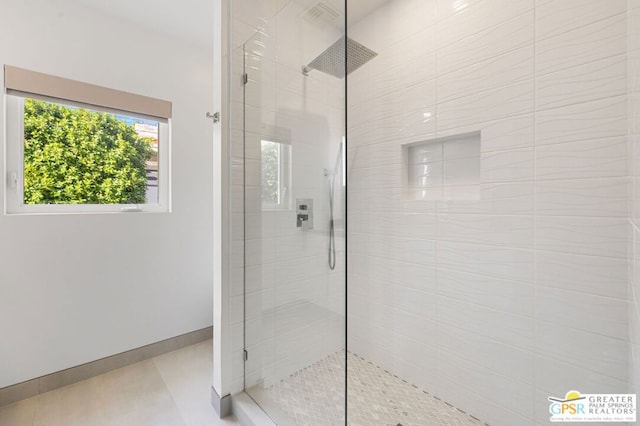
[327,142,343,270]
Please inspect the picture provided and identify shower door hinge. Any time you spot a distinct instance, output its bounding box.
[242,73,249,85]
[243,349,248,361]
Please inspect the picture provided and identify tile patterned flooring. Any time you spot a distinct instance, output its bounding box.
[1,343,487,426]
[0,340,238,426]
[261,351,486,426]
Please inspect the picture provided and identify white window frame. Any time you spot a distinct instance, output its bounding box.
[261,139,291,211]
[5,94,171,215]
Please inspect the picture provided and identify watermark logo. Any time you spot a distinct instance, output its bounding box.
[548,390,636,422]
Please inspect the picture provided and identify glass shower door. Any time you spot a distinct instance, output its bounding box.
[241,1,346,424]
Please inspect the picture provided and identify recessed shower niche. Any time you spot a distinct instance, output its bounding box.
[402,131,481,201]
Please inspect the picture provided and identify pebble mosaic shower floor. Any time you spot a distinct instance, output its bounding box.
[261,351,486,426]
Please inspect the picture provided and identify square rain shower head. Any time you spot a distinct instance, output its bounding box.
[306,36,378,79]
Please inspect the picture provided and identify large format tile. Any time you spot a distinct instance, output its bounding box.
[536,287,628,340]
[535,137,627,180]
[153,341,236,426]
[437,213,534,248]
[536,322,628,381]
[481,147,535,183]
[437,0,533,49]
[437,80,534,130]
[438,295,535,350]
[535,251,628,299]
[535,0,627,41]
[32,376,106,426]
[535,96,627,146]
[536,55,627,110]
[437,241,535,283]
[536,217,627,259]
[94,361,186,426]
[535,177,628,218]
[0,397,37,426]
[437,12,534,75]
[535,355,629,396]
[437,322,535,384]
[437,268,534,316]
[438,46,534,103]
[437,349,534,419]
[437,113,535,152]
[437,181,535,215]
[536,14,626,75]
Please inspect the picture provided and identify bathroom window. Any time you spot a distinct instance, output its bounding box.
[261,140,291,210]
[4,66,171,214]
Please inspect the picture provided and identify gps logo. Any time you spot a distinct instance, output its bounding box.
[549,391,586,416]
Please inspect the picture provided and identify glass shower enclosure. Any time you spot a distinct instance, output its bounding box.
[237,2,347,424]
[226,0,639,425]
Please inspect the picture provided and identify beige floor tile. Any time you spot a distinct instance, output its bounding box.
[33,375,105,426]
[0,397,37,426]
[95,360,186,426]
[1,341,236,426]
[154,340,236,426]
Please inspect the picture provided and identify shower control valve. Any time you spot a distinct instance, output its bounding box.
[296,199,313,230]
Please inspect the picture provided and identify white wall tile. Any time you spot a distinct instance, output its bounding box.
[438,46,534,103]
[437,80,534,130]
[437,214,534,248]
[535,0,627,41]
[371,212,437,239]
[536,251,627,299]
[393,285,437,320]
[341,0,634,423]
[536,14,626,75]
[536,287,628,340]
[535,355,629,396]
[371,31,437,100]
[536,137,627,180]
[535,178,628,218]
[438,296,534,350]
[438,182,535,215]
[371,235,437,265]
[437,241,535,282]
[536,322,628,381]
[436,0,484,22]
[481,148,535,183]
[536,55,627,111]
[437,12,534,75]
[437,114,535,152]
[536,217,628,258]
[535,96,627,146]
[437,268,535,316]
[438,322,535,384]
[437,0,533,48]
[371,164,402,188]
[438,380,535,426]
[437,349,535,419]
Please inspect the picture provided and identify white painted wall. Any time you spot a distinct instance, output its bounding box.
[0,0,213,388]
[629,0,640,399]
[348,0,629,425]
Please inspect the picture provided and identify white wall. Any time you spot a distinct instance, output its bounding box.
[348,0,629,425]
[0,0,213,388]
[629,0,640,400]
